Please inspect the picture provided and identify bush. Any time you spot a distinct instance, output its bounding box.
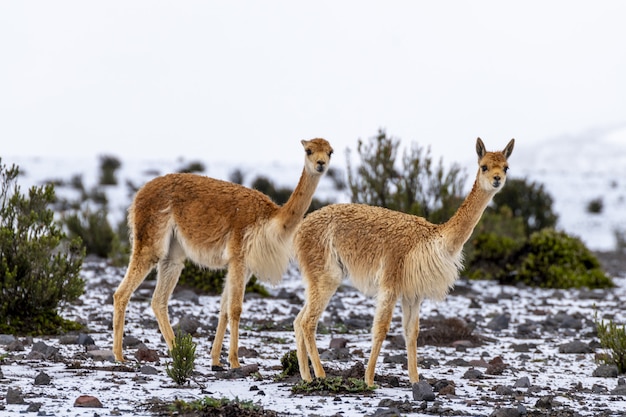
[98,155,121,186]
[499,229,613,289]
[0,159,85,335]
[177,261,269,296]
[346,129,466,223]
[595,313,626,374]
[64,207,118,258]
[587,197,604,214]
[166,331,197,385]
[491,178,558,237]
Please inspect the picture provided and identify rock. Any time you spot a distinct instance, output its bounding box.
[222,363,259,379]
[5,340,24,352]
[34,371,51,385]
[486,356,507,375]
[514,376,531,388]
[463,368,483,380]
[88,349,116,362]
[495,385,514,395]
[238,346,259,358]
[122,335,143,347]
[329,337,348,349]
[535,395,554,409]
[134,346,160,362]
[140,365,159,375]
[611,379,626,395]
[74,395,103,408]
[558,340,592,354]
[490,407,521,417]
[173,289,200,304]
[28,341,62,361]
[412,381,436,401]
[173,315,201,335]
[6,387,25,404]
[0,335,16,345]
[26,402,42,412]
[383,354,407,365]
[487,313,510,331]
[77,333,95,346]
[593,364,619,378]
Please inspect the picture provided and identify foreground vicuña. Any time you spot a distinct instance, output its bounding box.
[113,138,333,368]
[294,137,514,387]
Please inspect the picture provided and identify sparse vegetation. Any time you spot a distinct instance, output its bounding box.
[166,332,197,385]
[167,396,278,417]
[99,155,121,185]
[595,313,626,374]
[292,376,374,394]
[587,197,604,214]
[0,159,85,335]
[347,128,466,223]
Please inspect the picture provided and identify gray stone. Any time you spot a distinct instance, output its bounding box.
[514,376,531,388]
[558,340,592,354]
[0,335,16,345]
[412,381,436,401]
[140,365,158,375]
[87,349,116,362]
[34,371,51,385]
[487,314,510,331]
[463,368,483,380]
[6,387,25,404]
[490,407,521,417]
[593,364,619,378]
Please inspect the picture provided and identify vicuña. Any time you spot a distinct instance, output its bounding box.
[113,138,333,369]
[294,137,514,387]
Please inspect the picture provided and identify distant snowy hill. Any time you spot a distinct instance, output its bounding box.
[5,125,626,251]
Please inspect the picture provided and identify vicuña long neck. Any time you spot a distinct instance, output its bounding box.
[275,169,321,233]
[441,176,495,255]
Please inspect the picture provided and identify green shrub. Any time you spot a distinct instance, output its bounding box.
[178,261,269,296]
[279,350,300,378]
[586,197,604,214]
[595,313,626,374]
[346,128,466,223]
[99,155,121,186]
[492,178,558,237]
[168,397,272,416]
[166,331,197,385]
[64,207,117,258]
[292,376,374,394]
[0,159,85,335]
[501,229,613,289]
[177,161,206,174]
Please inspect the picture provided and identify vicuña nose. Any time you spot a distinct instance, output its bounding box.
[494,175,501,182]
[317,160,326,166]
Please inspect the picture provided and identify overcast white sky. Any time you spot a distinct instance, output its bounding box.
[1,1,625,169]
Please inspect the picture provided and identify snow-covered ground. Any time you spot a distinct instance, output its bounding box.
[2,128,626,416]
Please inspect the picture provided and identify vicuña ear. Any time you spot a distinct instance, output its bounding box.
[476,137,486,160]
[301,139,309,148]
[503,139,515,159]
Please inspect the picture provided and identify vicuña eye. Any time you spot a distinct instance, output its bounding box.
[328,150,334,157]
[481,165,488,172]
[504,166,509,173]
[306,149,312,156]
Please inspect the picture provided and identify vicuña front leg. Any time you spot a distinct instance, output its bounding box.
[365,290,397,387]
[401,296,422,384]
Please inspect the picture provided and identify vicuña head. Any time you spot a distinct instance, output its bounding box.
[113,138,333,370]
[293,137,514,387]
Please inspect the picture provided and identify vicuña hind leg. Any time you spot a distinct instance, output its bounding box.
[152,257,185,352]
[113,253,156,361]
[209,258,248,369]
[364,289,397,387]
[401,296,422,384]
[294,269,341,381]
